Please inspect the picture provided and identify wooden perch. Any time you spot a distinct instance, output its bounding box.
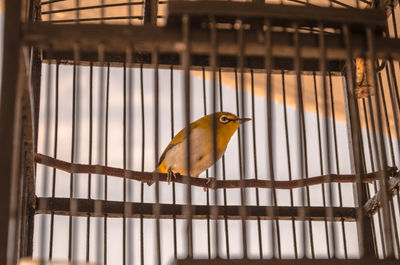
[34,153,397,190]
[364,172,400,215]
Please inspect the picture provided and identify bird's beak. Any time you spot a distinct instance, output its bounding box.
[235,117,251,124]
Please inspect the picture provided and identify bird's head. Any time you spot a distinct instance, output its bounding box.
[206,112,251,141]
[215,112,251,126]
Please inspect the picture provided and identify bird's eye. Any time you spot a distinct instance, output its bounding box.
[219,115,229,124]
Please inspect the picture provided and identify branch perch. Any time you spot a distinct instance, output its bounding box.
[34,153,398,190]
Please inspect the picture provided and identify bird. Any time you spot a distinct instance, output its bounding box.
[155,112,251,185]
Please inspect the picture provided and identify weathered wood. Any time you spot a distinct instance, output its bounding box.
[34,153,396,190]
[364,174,400,215]
[35,197,358,221]
[175,259,400,265]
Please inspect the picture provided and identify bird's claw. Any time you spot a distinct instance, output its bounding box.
[167,169,176,185]
[203,177,216,192]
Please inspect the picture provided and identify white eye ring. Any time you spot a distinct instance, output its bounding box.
[219,115,229,124]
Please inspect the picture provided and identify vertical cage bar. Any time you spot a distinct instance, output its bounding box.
[86,62,93,263]
[218,68,231,260]
[312,71,331,259]
[140,63,145,265]
[328,72,348,258]
[342,24,373,257]
[182,14,193,260]
[170,65,178,261]
[281,70,298,259]
[38,47,53,262]
[202,67,212,260]
[360,97,385,257]
[318,23,336,259]
[71,43,82,264]
[238,18,248,260]
[153,46,162,265]
[68,61,76,262]
[126,45,135,265]
[234,68,243,258]
[366,26,394,258]
[377,70,400,256]
[48,61,59,260]
[265,19,277,259]
[293,22,307,258]
[123,62,127,265]
[103,63,110,265]
[250,69,264,259]
[95,44,106,265]
[209,16,220,259]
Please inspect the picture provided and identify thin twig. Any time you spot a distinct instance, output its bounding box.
[35,153,396,190]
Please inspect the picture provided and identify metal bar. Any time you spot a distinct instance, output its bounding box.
[153,46,162,265]
[281,71,298,259]
[209,16,220,259]
[166,1,386,27]
[182,14,193,259]
[360,97,386,257]
[234,69,242,259]
[71,43,82,264]
[126,44,134,265]
[366,26,394,257]
[45,16,146,23]
[171,65,178,260]
[293,22,307,258]
[103,63,110,265]
[250,70,264,259]
[140,63,145,265]
[318,23,336,258]
[35,197,359,221]
[265,20,278,259]
[123,62,127,265]
[328,72,348,258]
[68,62,76,262]
[42,2,144,15]
[48,61,59,260]
[202,67,211,260]
[95,44,106,265]
[238,18,248,259]
[41,0,66,5]
[218,68,230,259]
[86,62,93,263]
[342,25,374,257]
[377,72,400,255]
[312,71,331,259]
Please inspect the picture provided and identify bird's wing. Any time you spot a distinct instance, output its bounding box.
[157,122,201,167]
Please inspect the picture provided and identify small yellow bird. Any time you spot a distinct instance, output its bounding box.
[156,112,251,182]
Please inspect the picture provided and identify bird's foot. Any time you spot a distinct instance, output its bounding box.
[144,179,154,186]
[167,169,177,185]
[203,177,216,192]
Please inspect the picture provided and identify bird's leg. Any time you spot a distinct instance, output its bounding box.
[203,177,216,192]
[167,168,176,184]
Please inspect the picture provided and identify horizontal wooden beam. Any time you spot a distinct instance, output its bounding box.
[22,22,400,71]
[167,1,386,28]
[174,259,400,265]
[35,197,358,221]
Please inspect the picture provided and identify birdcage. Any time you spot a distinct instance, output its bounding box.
[1,0,400,264]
